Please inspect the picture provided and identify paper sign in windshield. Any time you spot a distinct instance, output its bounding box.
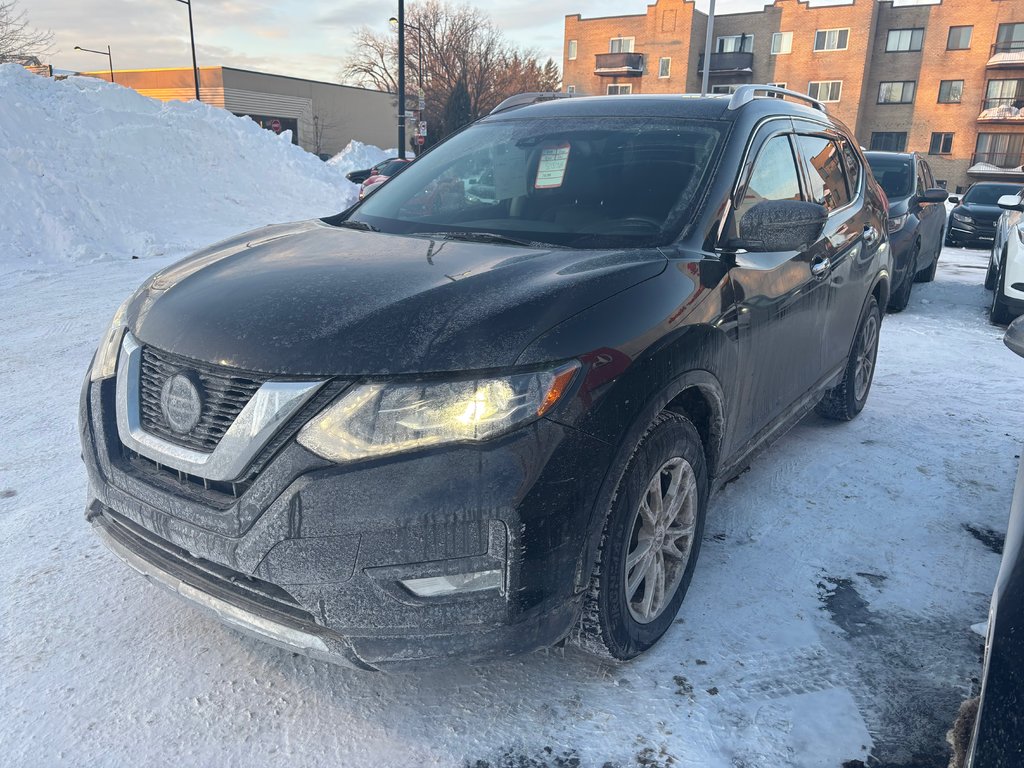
[534,144,571,189]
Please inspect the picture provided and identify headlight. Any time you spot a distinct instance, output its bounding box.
[952,212,972,224]
[297,362,580,462]
[887,213,908,233]
[89,296,132,381]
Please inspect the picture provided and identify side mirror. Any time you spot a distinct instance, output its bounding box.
[1006,315,1024,358]
[737,200,829,252]
[346,168,372,184]
[917,187,949,204]
[998,194,1024,212]
[948,195,961,205]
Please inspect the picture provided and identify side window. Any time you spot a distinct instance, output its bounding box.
[797,135,852,211]
[735,134,803,225]
[839,138,862,198]
[916,162,928,195]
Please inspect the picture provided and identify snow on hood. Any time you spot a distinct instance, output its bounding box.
[0,64,387,264]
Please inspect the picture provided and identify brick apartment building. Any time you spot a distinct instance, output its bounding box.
[563,0,1024,191]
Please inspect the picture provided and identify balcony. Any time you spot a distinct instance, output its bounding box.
[978,96,1024,121]
[988,42,1024,68]
[696,51,754,75]
[594,52,645,77]
[968,151,1024,176]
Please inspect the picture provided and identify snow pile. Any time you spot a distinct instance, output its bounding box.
[327,140,395,172]
[0,64,386,263]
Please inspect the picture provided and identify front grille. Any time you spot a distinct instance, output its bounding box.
[139,346,269,452]
[121,447,250,509]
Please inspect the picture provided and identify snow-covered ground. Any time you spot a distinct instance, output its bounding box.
[3,65,1023,768]
[1,244,1019,768]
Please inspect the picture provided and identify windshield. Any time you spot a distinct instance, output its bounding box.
[344,116,727,248]
[963,183,1023,205]
[866,156,913,199]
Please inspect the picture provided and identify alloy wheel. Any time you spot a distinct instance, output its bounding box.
[854,311,879,402]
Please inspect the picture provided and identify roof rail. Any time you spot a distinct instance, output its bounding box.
[489,91,574,115]
[728,85,827,113]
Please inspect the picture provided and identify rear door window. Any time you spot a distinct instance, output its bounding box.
[797,135,852,211]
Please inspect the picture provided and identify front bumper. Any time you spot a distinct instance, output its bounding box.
[949,217,997,244]
[81,374,612,670]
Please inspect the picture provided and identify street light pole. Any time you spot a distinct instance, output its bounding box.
[390,15,424,153]
[74,45,115,83]
[397,0,407,159]
[700,0,716,96]
[175,0,201,102]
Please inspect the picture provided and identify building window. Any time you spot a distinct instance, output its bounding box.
[766,82,787,98]
[658,57,671,78]
[711,84,739,94]
[985,79,1024,109]
[947,26,972,50]
[566,85,576,94]
[870,132,907,152]
[568,40,577,60]
[929,133,954,155]
[808,80,842,102]
[886,28,924,52]
[976,133,1024,167]
[607,84,632,95]
[814,28,849,52]
[716,34,753,53]
[996,23,1024,53]
[878,81,916,104]
[609,37,634,53]
[771,32,793,55]
[938,80,963,104]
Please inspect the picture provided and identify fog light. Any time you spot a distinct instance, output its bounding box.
[401,569,502,597]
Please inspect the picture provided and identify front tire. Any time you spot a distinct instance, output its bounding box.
[816,296,881,421]
[573,412,708,661]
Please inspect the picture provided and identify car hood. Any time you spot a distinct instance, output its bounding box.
[128,220,667,376]
[957,203,1003,223]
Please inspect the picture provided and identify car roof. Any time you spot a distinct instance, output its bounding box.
[479,93,831,124]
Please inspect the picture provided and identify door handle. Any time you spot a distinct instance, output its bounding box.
[863,225,879,245]
[811,256,831,278]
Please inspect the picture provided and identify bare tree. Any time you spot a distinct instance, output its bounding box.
[342,0,560,147]
[0,1,53,64]
[312,111,346,157]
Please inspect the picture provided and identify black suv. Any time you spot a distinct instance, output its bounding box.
[864,151,948,312]
[80,87,890,670]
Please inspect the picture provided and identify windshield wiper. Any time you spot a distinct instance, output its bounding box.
[416,231,549,247]
[335,219,380,232]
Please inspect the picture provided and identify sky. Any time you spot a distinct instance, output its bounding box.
[29,0,784,84]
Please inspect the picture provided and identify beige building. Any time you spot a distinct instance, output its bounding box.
[564,0,1024,191]
[79,66,397,158]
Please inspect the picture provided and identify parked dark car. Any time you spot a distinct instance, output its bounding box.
[80,87,891,670]
[865,151,948,311]
[949,316,1024,768]
[947,182,1024,248]
[346,158,412,198]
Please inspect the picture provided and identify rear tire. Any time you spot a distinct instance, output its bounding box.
[990,255,1015,326]
[816,296,880,421]
[572,412,708,661]
[888,243,917,312]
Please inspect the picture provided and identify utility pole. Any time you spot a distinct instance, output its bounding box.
[397,0,407,159]
[700,0,716,96]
